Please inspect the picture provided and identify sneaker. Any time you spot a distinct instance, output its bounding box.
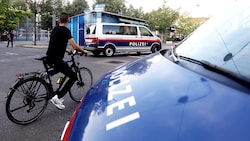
[50,95,65,110]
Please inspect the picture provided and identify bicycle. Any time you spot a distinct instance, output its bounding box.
[5,50,93,125]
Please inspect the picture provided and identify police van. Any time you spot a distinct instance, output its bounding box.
[84,23,162,56]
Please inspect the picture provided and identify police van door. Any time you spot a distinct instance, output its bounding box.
[117,25,139,53]
[137,26,157,52]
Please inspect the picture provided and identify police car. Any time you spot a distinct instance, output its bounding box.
[61,1,250,140]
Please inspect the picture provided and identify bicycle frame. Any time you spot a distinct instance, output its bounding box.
[37,50,83,96]
[7,51,83,99]
[5,50,90,125]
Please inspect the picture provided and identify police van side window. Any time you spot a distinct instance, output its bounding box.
[139,27,153,37]
[130,26,137,35]
[103,25,120,34]
[103,25,138,35]
[119,26,137,35]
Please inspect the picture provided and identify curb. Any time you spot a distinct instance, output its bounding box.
[0,40,49,49]
[17,44,48,48]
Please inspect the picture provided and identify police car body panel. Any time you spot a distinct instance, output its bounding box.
[62,1,250,141]
[62,52,250,141]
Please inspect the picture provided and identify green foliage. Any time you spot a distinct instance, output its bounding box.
[64,0,89,17]
[177,15,204,36]
[95,0,126,14]
[39,0,64,29]
[13,0,28,10]
[39,0,53,29]
[125,5,144,19]
[0,0,32,31]
[144,6,179,41]
[0,0,202,38]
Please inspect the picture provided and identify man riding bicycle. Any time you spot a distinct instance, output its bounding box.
[46,12,88,110]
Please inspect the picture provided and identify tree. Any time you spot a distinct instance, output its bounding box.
[0,0,32,31]
[64,0,89,17]
[145,6,179,41]
[125,4,144,19]
[13,0,28,11]
[39,0,53,30]
[39,0,64,30]
[64,1,74,16]
[176,15,205,38]
[94,0,126,14]
[71,0,89,15]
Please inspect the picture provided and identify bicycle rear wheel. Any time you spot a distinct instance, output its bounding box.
[6,77,49,125]
[69,67,93,102]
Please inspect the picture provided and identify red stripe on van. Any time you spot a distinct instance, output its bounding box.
[98,38,161,42]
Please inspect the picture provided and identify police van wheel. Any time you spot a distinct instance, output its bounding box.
[103,46,114,57]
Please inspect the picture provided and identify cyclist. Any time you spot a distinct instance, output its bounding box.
[46,12,88,110]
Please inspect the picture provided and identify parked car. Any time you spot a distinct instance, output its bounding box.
[61,1,250,141]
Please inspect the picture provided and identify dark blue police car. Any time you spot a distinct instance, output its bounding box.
[61,1,250,141]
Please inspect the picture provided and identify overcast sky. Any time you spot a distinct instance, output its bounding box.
[70,0,239,17]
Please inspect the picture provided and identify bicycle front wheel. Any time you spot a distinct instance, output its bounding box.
[69,67,93,102]
[6,77,49,125]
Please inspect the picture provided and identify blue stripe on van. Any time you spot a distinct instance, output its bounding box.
[98,39,160,47]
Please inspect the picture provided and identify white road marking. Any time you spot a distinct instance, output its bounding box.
[5,52,19,55]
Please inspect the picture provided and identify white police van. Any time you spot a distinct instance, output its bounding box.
[84,23,162,56]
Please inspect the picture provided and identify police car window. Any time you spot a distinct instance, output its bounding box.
[139,27,153,36]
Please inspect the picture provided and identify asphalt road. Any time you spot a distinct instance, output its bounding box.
[0,42,148,141]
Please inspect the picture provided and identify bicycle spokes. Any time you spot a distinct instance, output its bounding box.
[6,77,49,125]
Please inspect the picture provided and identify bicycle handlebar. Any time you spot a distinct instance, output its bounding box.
[69,50,87,56]
[35,49,86,72]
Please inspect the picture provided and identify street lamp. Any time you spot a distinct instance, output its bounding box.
[52,0,56,29]
[33,0,41,45]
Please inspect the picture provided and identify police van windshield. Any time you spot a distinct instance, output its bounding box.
[86,24,96,35]
[139,27,153,37]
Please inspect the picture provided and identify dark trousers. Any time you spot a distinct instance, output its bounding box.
[7,39,13,47]
[49,59,77,99]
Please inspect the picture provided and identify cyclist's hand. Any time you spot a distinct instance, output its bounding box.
[79,50,88,56]
[67,51,73,55]
[66,48,72,55]
[83,50,88,56]
[79,52,87,56]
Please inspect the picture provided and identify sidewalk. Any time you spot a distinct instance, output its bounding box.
[0,40,172,50]
[0,40,49,48]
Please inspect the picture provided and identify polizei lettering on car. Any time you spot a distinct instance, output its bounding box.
[106,69,140,130]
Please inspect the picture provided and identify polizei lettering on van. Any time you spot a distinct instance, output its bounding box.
[129,42,148,46]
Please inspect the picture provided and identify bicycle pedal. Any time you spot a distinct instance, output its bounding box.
[56,77,63,84]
